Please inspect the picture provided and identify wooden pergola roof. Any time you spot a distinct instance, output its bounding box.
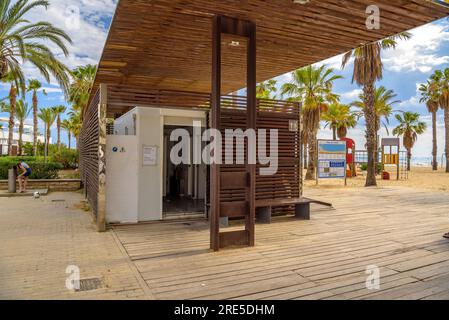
[92,0,449,113]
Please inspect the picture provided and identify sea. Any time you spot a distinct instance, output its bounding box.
[412,156,445,167]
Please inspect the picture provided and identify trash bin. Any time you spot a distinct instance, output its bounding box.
[382,171,390,180]
[8,168,16,193]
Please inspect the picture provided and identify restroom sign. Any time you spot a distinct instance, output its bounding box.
[317,140,347,182]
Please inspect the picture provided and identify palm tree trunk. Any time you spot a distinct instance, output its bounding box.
[18,121,23,155]
[44,124,48,163]
[7,112,14,156]
[33,91,38,156]
[407,148,411,171]
[57,115,61,151]
[303,143,308,170]
[363,82,378,186]
[332,125,337,140]
[68,132,71,149]
[445,107,449,173]
[7,85,16,156]
[432,111,438,171]
[306,131,317,180]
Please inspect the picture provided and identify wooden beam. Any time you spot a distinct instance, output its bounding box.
[210,15,257,250]
[210,15,221,251]
[246,19,256,247]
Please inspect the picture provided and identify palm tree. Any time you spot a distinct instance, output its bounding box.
[69,65,97,117]
[352,86,400,152]
[1,73,18,155]
[321,103,357,140]
[61,119,73,149]
[430,68,449,173]
[27,79,46,156]
[68,110,82,149]
[393,112,426,171]
[15,99,31,155]
[281,65,342,180]
[0,0,72,155]
[256,79,277,99]
[337,114,358,140]
[38,107,56,162]
[419,80,440,171]
[342,32,411,186]
[0,0,72,93]
[52,105,67,151]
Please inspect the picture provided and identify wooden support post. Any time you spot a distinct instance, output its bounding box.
[210,15,257,251]
[97,83,107,232]
[295,203,310,220]
[210,16,221,251]
[246,21,256,247]
[256,207,272,224]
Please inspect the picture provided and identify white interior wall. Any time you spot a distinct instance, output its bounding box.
[136,108,164,221]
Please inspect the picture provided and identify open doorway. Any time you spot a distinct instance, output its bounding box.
[163,125,207,219]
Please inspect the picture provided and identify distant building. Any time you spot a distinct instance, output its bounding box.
[0,117,47,155]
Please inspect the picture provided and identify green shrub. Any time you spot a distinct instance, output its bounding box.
[359,163,383,174]
[0,158,63,179]
[28,162,63,179]
[22,142,34,156]
[0,156,47,164]
[53,149,79,169]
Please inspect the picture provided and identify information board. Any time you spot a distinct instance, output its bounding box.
[317,140,347,180]
[143,145,158,166]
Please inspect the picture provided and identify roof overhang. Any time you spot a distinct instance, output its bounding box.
[90,0,449,115]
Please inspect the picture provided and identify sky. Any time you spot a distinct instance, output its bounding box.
[0,1,448,161]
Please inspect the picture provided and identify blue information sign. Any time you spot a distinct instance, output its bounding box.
[317,140,347,180]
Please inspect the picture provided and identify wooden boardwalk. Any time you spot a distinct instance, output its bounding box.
[112,187,449,300]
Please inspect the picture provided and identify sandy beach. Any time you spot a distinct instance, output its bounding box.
[305,166,449,192]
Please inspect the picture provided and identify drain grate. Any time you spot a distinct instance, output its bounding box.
[75,278,104,292]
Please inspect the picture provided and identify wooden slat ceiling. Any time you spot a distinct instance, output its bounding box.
[92,0,449,104]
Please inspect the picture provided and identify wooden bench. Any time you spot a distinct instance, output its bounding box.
[255,197,333,224]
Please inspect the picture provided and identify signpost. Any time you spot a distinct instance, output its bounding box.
[316,140,347,186]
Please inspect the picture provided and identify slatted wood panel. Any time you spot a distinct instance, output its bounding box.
[106,86,302,216]
[90,0,449,110]
[79,90,100,219]
[106,85,211,117]
[220,97,301,216]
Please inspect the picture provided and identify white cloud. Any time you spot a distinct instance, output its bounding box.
[397,83,429,113]
[19,1,118,84]
[340,89,362,100]
[383,21,449,73]
[314,53,347,70]
[39,87,63,94]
